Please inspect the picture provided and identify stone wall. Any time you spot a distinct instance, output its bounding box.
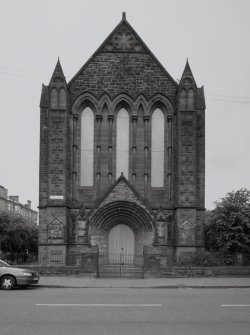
[161,266,250,278]
[69,53,177,101]
[18,265,250,278]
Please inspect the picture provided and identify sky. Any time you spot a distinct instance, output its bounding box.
[0,0,249,211]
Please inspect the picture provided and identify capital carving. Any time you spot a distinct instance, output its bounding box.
[73,113,78,121]
[96,114,103,121]
[108,115,114,121]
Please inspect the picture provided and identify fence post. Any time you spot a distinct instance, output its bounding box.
[120,252,122,278]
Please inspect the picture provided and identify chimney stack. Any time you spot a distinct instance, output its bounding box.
[26,200,31,209]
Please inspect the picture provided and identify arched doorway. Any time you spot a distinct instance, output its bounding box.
[108,224,135,264]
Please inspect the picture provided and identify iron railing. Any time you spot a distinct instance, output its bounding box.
[99,252,143,266]
[39,250,64,266]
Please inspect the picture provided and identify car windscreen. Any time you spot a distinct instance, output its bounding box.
[0,259,11,267]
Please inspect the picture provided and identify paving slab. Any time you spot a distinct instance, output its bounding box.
[38,276,250,289]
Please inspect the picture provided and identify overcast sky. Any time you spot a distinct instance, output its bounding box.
[0,0,249,211]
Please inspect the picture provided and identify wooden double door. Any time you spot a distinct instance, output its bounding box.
[108,224,135,264]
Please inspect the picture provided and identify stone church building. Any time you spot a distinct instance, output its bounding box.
[39,13,205,276]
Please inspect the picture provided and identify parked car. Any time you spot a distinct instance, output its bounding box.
[0,259,39,290]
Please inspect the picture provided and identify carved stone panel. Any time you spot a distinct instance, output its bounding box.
[178,219,196,245]
[48,219,64,243]
[154,208,174,245]
[103,26,144,52]
[156,221,165,238]
[77,219,87,237]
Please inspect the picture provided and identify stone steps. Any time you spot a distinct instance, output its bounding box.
[98,264,144,278]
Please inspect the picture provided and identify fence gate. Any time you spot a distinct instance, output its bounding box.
[98,224,143,278]
[98,252,143,278]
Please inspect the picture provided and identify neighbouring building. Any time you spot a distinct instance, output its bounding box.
[38,13,205,277]
[0,185,38,227]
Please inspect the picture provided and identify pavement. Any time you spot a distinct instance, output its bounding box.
[38,276,250,289]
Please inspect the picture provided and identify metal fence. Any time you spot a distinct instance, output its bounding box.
[39,250,64,266]
[1,251,38,265]
[99,252,143,266]
[98,252,144,277]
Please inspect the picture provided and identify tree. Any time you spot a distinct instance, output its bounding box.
[0,211,11,232]
[27,227,39,254]
[205,188,250,257]
[0,211,38,261]
[0,211,12,252]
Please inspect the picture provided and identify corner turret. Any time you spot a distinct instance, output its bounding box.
[49,58,68,109]
[177,60,198,111]
[49,58,66,84]
[180,59,197,88]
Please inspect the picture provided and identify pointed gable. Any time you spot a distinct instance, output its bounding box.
[101,21,146,53]
[87,174,155,232]
[179,60,197,89]
[68,14,177,101]
[177,60,204,111]
[50,58,66,85]
[48,59,68,109]
[88,175,154,219]
[96,174,152,211]
[177,60,206,111]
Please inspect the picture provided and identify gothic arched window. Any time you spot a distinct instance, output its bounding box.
[59,88,66,108]
[80,107,94,186]
[51,88,58,108]
[151,108,164,187]
[179,89,186,110]
[116,108,129,179]
[187,89,195,110]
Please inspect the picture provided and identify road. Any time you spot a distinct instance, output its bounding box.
[1,287,250,335]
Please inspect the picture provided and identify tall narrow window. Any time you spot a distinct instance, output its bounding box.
[187,89,195,110]
[151,108,164,187]
[80,107,94,186]
[116,108,129,179]
[179,89,186,110]
[59,88,66,108]
[51,88,58,108]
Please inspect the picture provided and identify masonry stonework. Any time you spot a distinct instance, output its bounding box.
[38,14,206,276]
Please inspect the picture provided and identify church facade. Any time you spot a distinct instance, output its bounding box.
[38,14,205,276]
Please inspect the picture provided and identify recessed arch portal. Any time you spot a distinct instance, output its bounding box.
[89,201,154,233]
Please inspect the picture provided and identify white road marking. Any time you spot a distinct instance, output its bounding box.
[221,304,250,307]
[36,303,162,307]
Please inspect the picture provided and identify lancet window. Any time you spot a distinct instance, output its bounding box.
[151,108,165,187]
[116,108,129,179]
[80,107,94,186]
